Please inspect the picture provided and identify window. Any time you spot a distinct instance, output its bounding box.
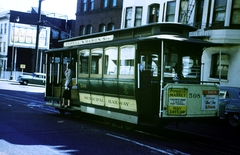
[0,24,2,34]
[111,0,117,7]
[179,0,188,23]
[4,23,7,34]
[104,47,118,76]
[79,50,90,76]
[119,45,135,78]
[99,24,106,32]
[135,7,143,26]
[3,42,5,53]
[140,53,159,77]
[166,1,176,22]
[219,90,230,99]
[52,29,59,39]
[90,0,94,10]
[231,0,240,25]
[103,0,108,8]
[164,53,178,78]
[107,23,115,30]
[149,4,159,23]
[182,56,200,78]
[213,0,227,25]
[86,25,92,34]
[60,31,68,39]
[91,48,103,76]
[79,25,85,36]
[211,53,229,79]
[195,0,204,28]
[0,42,2,52]
[125,7,132,28]
[82,0,87,11]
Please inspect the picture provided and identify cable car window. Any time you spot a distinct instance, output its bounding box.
[182,56,200,78]
[151,54,159,77]
[164,53,178,78]
[91,48,103,76]
[140,53,159,77]
[119,45,135,77]
[104,47,118,76]
[79,50,90,76]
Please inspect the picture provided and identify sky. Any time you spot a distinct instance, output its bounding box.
[0,0,77,19]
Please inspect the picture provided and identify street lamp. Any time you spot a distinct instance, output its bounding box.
[9,16,20,80]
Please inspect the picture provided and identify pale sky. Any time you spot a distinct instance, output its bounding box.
[0,0,77,19]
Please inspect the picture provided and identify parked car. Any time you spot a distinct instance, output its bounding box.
[219,86,240,127]
[17,73,46,85]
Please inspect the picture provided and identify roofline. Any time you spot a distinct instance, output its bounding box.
[59,22,197,42]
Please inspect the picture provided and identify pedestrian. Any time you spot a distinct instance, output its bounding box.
[61,64,73,108]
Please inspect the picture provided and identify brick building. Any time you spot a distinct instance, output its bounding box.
[0,10,75,79]
[75,0,123,35]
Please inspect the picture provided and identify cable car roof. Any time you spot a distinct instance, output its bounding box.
[137,34,222,47]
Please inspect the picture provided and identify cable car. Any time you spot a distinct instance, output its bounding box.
[45,23,220,127]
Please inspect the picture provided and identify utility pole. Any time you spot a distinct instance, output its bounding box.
[35,0,43,72]
[9,16,20,80]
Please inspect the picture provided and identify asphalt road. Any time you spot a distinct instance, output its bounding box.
[0,80,239,155]
[0,81,185,155]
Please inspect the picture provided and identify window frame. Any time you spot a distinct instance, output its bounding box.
[195,0,204,28]
[119,45,135,79]
[79,49,90,78]
[135,7,143,26]
[99,24,106,32]
[103,0,108,8]
[90,0,94,10]
[212,0,227,26]
[82,0,87,12]
[90,48,103,78]
[79,25,85,36]
[148,4,160,23]
[125,7,133,28]
[107,23,115,31]
[166,1,176,22]
[86,25,92,34]
[231,0,240,25]
[103,47,118,78]
[210,53,229,80]
[111,0,117,7]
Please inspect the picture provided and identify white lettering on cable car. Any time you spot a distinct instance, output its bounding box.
[64,35,114,47]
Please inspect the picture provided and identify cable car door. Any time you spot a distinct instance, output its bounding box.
[138,52,160,125]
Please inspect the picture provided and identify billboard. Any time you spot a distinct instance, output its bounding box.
[9,23,51,50]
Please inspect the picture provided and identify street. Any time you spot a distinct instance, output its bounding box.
[0,80,240,155]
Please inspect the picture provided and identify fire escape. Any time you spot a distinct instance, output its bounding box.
[180,0,195,25]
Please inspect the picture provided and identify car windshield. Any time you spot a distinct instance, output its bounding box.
[219,90,226,99]
[219,88,240,99]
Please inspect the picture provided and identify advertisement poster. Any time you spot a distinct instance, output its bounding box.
[167,88,188,115]
[9,23,50,49]
[202,90,218,110]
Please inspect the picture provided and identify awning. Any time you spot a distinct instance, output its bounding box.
[138,34,222,47]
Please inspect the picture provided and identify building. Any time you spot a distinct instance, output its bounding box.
[0,9,75,80]
[121,0,240,87]
[75,0,123,35]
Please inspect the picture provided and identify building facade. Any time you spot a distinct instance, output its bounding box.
[0,10,75,80]
[121,0,240,87]
[75,0,123,35]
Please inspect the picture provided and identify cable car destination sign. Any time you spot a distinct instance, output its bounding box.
[64,35,114,47]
